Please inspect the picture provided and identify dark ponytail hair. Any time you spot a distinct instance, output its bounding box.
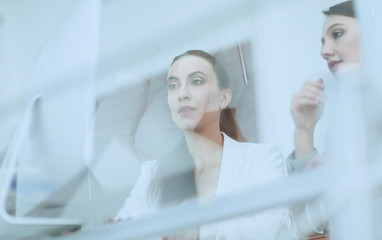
[323,1,355,18]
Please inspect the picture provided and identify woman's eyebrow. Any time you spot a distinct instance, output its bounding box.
[188,71,207,78]
[326,23,344,34]
[167,76,179,81]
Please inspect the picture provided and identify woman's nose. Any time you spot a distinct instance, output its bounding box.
[177,85,190,101]
[321,42,335,60]
[178,95,190,101]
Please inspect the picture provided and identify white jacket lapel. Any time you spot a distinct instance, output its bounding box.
[216,133,243,197]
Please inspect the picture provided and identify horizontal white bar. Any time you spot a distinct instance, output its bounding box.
[62,169,327,240]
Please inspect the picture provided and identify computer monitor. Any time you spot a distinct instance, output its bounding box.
[15,0,101,218]
[0,0,101,237]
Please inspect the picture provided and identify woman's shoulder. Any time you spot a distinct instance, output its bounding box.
[237,141,285,172]
[141,159,159,168]
[238,141,283,159]
[139,159,160,176]
[223,132,283,161]
[227,139,286,185]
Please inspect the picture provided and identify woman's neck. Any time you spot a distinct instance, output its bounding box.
[184,126,224,199]
[186,121,223,146]
[184,127,223,166]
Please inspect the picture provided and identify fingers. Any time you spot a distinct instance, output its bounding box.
[294,92,325,106]
[292,80,326,106]
[292,96,319,108]
[292,90,325,108]
[302,80,325,97]
[303,85,325,98]
[290,79,326,131]
[303,79,325,90]
[290,79,326,130]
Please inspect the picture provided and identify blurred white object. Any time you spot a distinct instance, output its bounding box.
[16,0,101,217]
[0,95,83,238]
[91,139,141,192]
[0,0,101,238]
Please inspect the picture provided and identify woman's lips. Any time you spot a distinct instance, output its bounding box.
[328,60,343,72]
[178,106,196,116]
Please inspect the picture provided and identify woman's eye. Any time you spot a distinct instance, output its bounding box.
[333,31,343,39]
[191,78,205,86]
[167,82,179,90]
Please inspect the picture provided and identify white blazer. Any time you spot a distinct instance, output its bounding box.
[115,133,286,239]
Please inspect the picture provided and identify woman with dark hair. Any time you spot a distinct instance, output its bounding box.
[114,50,286,239]
[285,1,360,240]
[289,0,359,172]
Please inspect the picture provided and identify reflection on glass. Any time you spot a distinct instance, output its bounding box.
[114,50,286,239]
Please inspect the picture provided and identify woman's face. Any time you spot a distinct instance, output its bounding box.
[167,55,230,132]
[321,15,360,75]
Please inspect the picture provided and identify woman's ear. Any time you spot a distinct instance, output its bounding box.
[220,89,232,110]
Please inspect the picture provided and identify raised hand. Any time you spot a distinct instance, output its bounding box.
[291,79,325,132]
[290,79,325,158]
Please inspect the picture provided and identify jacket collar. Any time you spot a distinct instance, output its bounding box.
[215,132,243,197]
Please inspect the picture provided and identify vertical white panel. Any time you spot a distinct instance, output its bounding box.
[16,0,101,217]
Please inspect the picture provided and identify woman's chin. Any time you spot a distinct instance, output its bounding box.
[334,62,361,78]
[175,122,197,132]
